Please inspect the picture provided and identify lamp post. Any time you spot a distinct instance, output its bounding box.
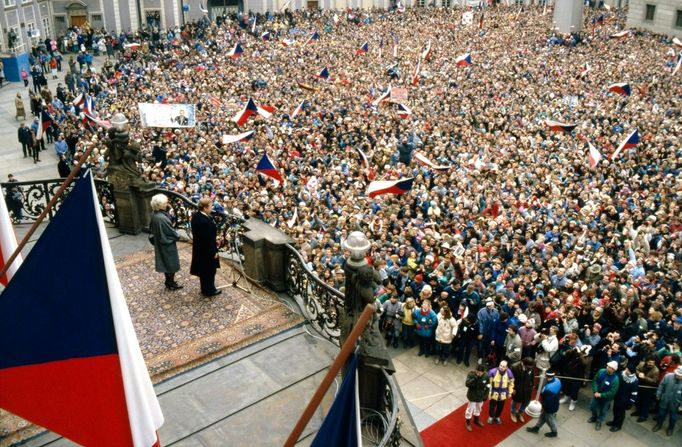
[525,368,547,418]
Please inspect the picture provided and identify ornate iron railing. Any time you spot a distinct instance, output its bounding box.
[284,244,402,446]
[0,179,117,224]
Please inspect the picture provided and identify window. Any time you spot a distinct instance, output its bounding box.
[416,0,426,6]
[42,17,51,38]
[442,0,451,6]
[645,4,655,21]
[3,0,16,7]
[26,22,39,41]
[676,10,682,28]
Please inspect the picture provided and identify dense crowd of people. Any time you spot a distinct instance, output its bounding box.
[11,3,682,438]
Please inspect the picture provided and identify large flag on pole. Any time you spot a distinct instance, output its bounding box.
[256,153,284,184]
[544,119,577,133]
[367,178,414,198]
[231,98,275,126]
[610,129,639,160]
[0,187,22,286]
[310,353,362,447]
[0,172,164,447]
[673,54,682,77]
[607,82,631,96]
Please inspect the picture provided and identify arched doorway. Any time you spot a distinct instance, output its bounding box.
[65,1,88,28]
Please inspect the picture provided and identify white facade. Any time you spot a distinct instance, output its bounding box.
[626,0,682,36]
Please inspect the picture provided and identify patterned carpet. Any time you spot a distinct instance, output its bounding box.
[0,244,303,446]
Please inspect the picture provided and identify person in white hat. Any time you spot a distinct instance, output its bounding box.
[588,360,620,431]
[652,365,682,436]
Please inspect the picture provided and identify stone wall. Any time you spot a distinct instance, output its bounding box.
[627,0,682,37]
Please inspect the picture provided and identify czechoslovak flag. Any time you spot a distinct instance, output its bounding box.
[588,141,603,168]
[0,172,163,447]
[610,30,630,39]
[0,187,22,286]
[222,130,255,144]
[228,42,244,58]
[414,152,450,171]
[397,103,412,119]
[256,153,284,184]
[367,178,414,198]
[371,85,391,106]
[231,98,275,126]
[673,37,682,49]
[544,119,577,133]
[355,42,369,56]
[608,82,631,96]
[455,53,472,67]
[290,100,306,119]
[610,129,638,160]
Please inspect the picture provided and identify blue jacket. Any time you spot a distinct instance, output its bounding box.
[541,378,562,414]
[477,307,499,340]
[413,308,437,338]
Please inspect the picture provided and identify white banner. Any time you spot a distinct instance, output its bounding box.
[138,103,196,128]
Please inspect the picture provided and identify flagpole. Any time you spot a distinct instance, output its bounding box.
[0,145,96,282]
[283,304,375,447]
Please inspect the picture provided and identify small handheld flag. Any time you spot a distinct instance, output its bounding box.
[200,2,209,14]
[414,152,450,171]
[228,42,244,58]
[355,42,369,56]
[673,37,682,49]
[371,85,392,106]
[290,100,307,119]
[411,58,422,86]
[544,119,577,133]
[455,53,472,67]
[304,31,320,47]
[281,38,295,47]
[222,130,255,144]
[608,82,631,96]
[397,103,412,119]
[588,141,602,168]
[261,31,271,41]
[610,129,638,160]
[673,54,682,77]
[256,154,284,183]
[316,67,331,80]
[578,62,590,79]
[231,98,275,126]
[367,178,414,198]
[420,40,432,62]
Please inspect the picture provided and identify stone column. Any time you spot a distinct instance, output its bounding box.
[553,0,583,34]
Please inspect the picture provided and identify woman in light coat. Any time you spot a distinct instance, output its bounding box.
[435,305,458,366]
[15,93,26,121]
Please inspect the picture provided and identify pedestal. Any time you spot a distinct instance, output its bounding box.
[113,187,142,234]
[241,219,294,291]
[553,0,583,34]
[1,53,30,82]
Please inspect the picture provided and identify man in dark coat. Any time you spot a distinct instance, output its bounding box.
[464,364,490,431]
[190,197,221,296]
[150,194,182,290]
[510,357,535,422]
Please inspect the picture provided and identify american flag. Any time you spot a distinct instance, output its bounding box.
[208,95,222,108]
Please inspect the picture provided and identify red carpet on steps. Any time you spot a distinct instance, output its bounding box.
[420,400,529,447]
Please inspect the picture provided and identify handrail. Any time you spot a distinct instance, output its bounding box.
[285,243,345,300]
[382,369,401,446]
[284,304,375,447]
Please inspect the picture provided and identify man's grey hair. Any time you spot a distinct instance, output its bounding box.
[150,194,169,211]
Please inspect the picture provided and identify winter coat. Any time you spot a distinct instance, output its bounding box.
[477,307,500,340]
[150,210,180,273]
[15,97,26,118]
[458,317,479,342]
[559,347,589,377]
[190,211,219,277]
[592,368,620,401]
[413,308,438,337]
[382,300,403,332]
[534,334,558,370]
[613,372,639,408]
[504,333,523,363]
[435,314,458,344]
[489,367,515,401]
[656,373,682,410]
[511,362,534,405]
[465,371,490,403]
[540,378,562,414]
[635,361,659,387]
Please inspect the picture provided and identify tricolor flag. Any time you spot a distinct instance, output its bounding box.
[290,100,306,119]
[73,93,85,109]
[420,40,432,62]
[280,0,292,11]
[414,152,451,171]
[578,62,591,79]
[396,1,405,13]
[371,85,392,106]
[355,42,369,56]
[0,186,22,286]
[673,37,682,49]
[261,31,271,41]
[297,81,320,92]
[355,147,369,169]
[0,172,163,447]
[231,98,275,126]
[610,30,630,40]
[286,207,298,228]
[208,95,222,108]
[251,17,257,33]
[228,42,244,58]
[281,38,296,47]
[83,94,95,115]
[593,14,605,26]
[256,153,284,184]
[36,110,53,141]
[455,53,472,67]
[200,2,209,14]
[316,67,331,80]
[588,141,603,168]
[544,119,576,133]
[397,103,412,119]
[83,112,112,129]
[608,82,631,96]
[610,129,638,160]
[123,42,141,51]
[222,130,255,144]
[411,58,422,86]
[304,31,320,46]
[367,178,414,198]
[309,353,362,447]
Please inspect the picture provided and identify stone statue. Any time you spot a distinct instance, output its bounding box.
[105,114,147,188]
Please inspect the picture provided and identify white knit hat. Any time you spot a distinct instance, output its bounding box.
[607,361,619,370]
